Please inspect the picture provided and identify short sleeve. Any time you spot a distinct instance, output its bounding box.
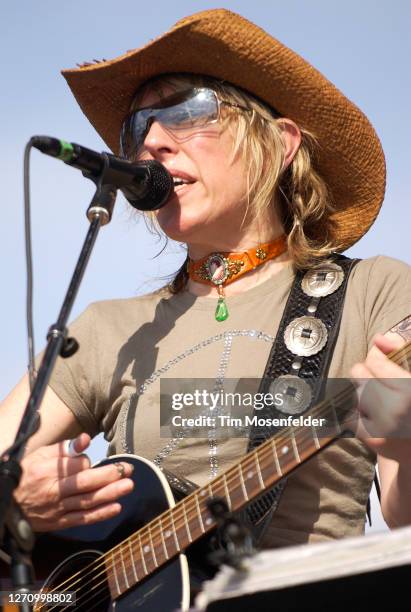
[364,256,411,347]
[46,304,103,436]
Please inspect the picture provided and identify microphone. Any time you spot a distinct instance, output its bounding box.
[30,136,173,211]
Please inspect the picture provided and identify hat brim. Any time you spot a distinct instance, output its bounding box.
[62,8,385,250]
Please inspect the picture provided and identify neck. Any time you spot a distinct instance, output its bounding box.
[186,203,285,259]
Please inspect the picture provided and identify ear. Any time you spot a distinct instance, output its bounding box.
[277,118,302,170]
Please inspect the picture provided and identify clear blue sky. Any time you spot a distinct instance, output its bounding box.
[1,1,410,529]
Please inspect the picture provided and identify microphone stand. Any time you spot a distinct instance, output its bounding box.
[0,156,118,609]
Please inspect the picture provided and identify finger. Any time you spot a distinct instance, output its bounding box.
[354,411,386,440]
[54,454,92,477]
[350,362,373,381]
[365,345,410,380]
[349,364,401,429]
[355,413,386,446]
[355,360,411,405]
[59,433,91,457]
[58,461,134,498]
[367,332,410,376]
[349,363,373,417]
[373,333,405,354]
[40,503,123,532]
[21,455,91,486]
[70,433,91,454]
[60,477,134,512]
[34,434,91,460]
[356,376,411,436]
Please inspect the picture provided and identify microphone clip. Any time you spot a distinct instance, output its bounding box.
[86,152,118,225]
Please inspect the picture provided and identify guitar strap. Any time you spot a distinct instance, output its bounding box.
[243,254,360,545]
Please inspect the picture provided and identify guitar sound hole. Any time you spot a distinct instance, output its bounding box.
[40,549,111,611]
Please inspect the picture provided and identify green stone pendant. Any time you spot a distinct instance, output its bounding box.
[215,297,229,322]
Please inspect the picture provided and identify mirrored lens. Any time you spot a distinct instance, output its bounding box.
[120,88,219,158]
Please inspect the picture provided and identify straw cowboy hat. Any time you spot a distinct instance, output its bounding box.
[61,8,385,250]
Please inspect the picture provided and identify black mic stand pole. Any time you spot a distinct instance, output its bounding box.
[0,156,118,610]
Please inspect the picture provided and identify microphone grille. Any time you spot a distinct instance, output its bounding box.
[124,160,173,211]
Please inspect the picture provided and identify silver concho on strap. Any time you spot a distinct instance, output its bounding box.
[269,375,312,415]
[284,316,328,357]
[301,262,344,298]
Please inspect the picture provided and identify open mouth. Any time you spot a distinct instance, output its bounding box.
[172,177,196,195]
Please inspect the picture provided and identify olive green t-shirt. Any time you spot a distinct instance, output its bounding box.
[47,255,411,547]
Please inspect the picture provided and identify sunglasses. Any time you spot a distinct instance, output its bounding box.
[120,87,251,159]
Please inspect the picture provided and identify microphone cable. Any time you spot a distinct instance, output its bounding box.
[23,141,36,393]
[1,143,38,459]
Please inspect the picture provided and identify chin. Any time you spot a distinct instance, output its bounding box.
[155,203,208,243]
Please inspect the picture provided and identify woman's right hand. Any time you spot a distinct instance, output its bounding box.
[14,433,134,532]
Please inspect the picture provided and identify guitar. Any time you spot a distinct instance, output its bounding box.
[4,338,411,611]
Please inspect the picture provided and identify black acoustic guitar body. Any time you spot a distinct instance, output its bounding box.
[34,455,191,611]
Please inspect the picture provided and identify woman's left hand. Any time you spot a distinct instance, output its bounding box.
[351,333,411,461]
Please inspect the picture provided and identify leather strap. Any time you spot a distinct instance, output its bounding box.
[244,254,360,545]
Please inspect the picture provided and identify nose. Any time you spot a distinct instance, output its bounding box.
[141,119,179,159]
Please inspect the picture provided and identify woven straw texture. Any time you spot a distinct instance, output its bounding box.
[62,9,386,249]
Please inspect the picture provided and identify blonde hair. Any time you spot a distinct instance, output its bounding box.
[127,74,340,292]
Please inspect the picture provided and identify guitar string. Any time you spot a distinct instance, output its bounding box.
[38,341,411,611]
[37,343,411,610]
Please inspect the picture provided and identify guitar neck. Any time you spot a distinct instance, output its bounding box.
[104,339,411,599]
